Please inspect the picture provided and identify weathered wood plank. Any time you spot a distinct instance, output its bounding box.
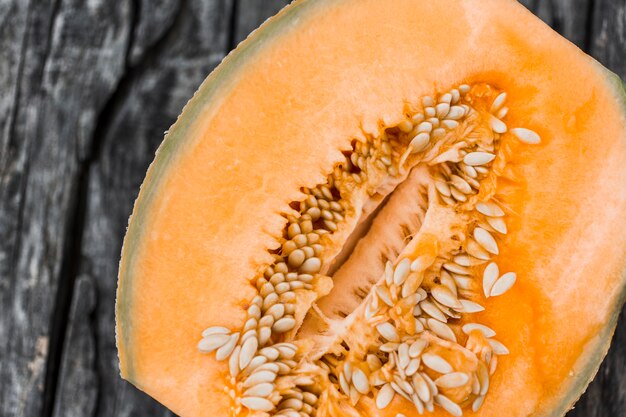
[520,0,593,49]
[52,1,235,416]
[0,1,133,416]
[233,0,291,46]
[127,0,183,66]
[589,0,626,77]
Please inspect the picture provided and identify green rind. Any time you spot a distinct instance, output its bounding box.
[115,0,626,414]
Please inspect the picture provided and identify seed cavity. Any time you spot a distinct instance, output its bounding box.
[196,84,538,416]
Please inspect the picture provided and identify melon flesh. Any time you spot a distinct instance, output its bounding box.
[115,0,626,416]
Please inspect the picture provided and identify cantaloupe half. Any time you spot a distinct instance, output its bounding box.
[115,0,626,416]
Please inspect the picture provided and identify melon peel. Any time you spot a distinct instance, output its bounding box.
[116,1,626,416]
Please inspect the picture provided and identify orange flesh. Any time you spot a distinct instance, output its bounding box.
[116,0,626,416]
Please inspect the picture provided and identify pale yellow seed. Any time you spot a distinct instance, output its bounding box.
[511,127,541,144]
[410,132,431,153]
[489,114,507,133]
[490,92,507,113]
[397,120,413,133]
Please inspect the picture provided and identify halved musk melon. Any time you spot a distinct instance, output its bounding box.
[115,0,626,416]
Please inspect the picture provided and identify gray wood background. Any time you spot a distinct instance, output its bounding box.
[0,0,624,416]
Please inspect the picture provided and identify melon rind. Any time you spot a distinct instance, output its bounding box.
[115,0,626,415]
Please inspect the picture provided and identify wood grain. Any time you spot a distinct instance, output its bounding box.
[0,1,133,416]
[0,1,623,416]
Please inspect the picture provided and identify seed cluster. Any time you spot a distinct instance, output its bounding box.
[332,217,515,416]
[341,131,400,186]
[198,84,541,416]
[199,181,346,415]
[398,86,472,167]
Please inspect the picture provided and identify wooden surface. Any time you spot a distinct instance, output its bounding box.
[0,1,623,416]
